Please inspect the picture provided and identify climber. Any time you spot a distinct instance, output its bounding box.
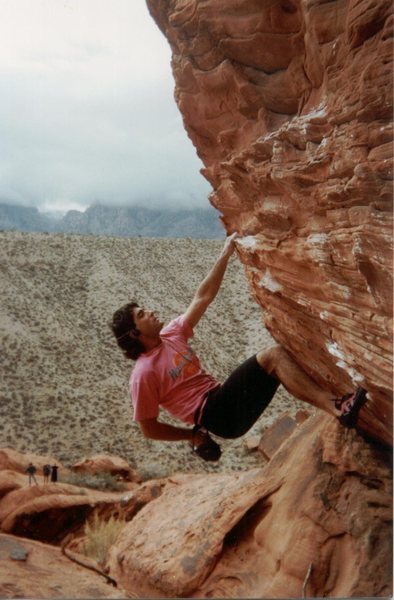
[111,233,366,461]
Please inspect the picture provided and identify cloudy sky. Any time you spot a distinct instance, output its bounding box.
[0,0,212,214]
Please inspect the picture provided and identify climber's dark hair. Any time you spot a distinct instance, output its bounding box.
[110,302,145,360]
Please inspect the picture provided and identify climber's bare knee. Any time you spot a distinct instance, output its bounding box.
[256,345,286,376]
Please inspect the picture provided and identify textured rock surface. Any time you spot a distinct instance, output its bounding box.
[147,0,393,446]
[0,447,189,549]
[107,413,392,598]
[0,533,128,598]
[0,443,390,598]
[0,482,126,543]
[71,454,140,482]
[258,411,298,459]
[0,448,64,476]
[0,471,26,501]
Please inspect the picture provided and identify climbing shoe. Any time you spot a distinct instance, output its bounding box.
[334,387,367,428]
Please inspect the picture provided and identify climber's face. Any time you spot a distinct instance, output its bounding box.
[132,306,164,338]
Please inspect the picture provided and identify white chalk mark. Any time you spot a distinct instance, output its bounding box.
[236,236,257,249]
[259,269,282,293]
[326,342,365,384]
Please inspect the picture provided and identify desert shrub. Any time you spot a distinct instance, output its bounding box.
[60,471,127,492]
[83,513,126,565]
[138,463,171,482]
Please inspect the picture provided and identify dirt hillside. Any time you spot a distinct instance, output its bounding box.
[0,230,306,476]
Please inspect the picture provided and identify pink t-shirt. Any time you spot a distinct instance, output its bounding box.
[130,315,220,424]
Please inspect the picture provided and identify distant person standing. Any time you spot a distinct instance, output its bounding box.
[43,464,51,484]
[26,463,38,486]
[50,465,58,482]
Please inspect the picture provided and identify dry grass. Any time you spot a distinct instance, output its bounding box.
[83,513,126,565]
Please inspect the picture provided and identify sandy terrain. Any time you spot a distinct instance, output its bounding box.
[0,230,309,477]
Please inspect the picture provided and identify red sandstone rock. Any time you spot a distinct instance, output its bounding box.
[0,445,185,550]
[147,0,393,447]
[108,470,282,597]
[0,447,64,476]
[243,435,261,451]
[66,476,186,555]
[258,412,298,460]
[71,454,140,482]
[0,449,157,596]
[0,533,128,598]
[0,471,26,500]
[107,414,392,598]
[295,409,311,424]
[0,482,125,543]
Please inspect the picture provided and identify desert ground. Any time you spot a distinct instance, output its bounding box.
[0,230,309,477]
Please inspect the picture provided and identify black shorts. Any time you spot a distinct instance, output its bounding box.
[198,355,280,439]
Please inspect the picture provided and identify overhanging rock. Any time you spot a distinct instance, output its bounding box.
[147,0,393,446]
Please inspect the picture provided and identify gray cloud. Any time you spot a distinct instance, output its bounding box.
[0,1,211,214]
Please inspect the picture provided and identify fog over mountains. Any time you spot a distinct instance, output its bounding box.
[0,202,224,239]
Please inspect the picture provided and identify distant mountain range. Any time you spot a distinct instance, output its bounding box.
[0,202,225,239]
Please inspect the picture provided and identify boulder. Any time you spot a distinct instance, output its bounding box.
[258,412,298,460]
[0,447,64,477]
[243,435,261,451]
[107,414,392,598]
[71,454,140,482]
[295,409,311,424]
[0,470,26,500]
[147,0,393,446]
[0,533,128,598]
[0,482,125,543]
[0,447,187,549]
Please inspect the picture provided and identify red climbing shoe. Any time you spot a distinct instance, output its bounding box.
[334,387,367,428]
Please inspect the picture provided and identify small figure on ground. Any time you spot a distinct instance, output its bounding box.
[26,463,38,486]
[50,465,58,482]
[111,234,367,461]
[43,464,51,484]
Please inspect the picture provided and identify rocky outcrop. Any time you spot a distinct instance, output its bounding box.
[147,0,393,446]
[0,448,64,476]
[0,471,26,501]
[108,413,392,598]
[0,533,128,598]
[0,482,126,543]
[0,441,391,598]
[0,448,187,547]
[71,454,140,482]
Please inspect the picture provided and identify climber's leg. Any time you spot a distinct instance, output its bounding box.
[256,345,338,415]
[198,355,280,438]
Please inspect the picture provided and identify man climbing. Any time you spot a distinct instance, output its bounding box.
[111,234,366,461]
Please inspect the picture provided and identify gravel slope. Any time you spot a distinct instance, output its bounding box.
[0,230,307,476]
